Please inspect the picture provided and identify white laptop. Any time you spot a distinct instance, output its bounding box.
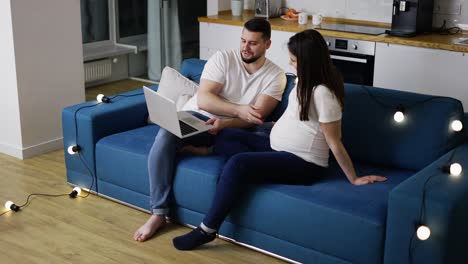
[143,86,213,138]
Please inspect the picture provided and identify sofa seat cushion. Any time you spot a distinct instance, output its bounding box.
[96,125,160,195]
[96,125,226,201]
[172,158,416,264]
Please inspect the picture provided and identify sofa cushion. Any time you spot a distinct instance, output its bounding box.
[96,125,160,196]
[172,157,416,264]
[157,66,198,107]
[342,84,465,171]
[95,125,226,206]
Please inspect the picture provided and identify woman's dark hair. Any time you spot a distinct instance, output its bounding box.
[244,18,271,41]
[287,29,344,121]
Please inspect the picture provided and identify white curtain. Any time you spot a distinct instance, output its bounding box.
[147,0,182,81]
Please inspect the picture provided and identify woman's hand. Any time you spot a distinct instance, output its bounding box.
[352,175,387,186]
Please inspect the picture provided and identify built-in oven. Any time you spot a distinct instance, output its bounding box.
[324,36,376,86]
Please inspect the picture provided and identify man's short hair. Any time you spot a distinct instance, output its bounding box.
[244,18,271,41]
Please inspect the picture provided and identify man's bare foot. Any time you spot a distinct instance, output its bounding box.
[133,214,166,242]
[179,145,212,155]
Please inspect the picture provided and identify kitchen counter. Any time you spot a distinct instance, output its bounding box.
[199,10,468,53]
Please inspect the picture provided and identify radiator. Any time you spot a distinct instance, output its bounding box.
[84,59,112,83]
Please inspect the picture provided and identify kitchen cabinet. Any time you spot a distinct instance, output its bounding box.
[199,22,296,73]
[374,43,468,109]
[200,23,241,59]
[200,22,468,109]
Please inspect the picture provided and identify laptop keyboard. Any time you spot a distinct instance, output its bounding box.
[179,120,198,135]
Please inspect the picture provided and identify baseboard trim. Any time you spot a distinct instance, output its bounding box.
[0,142,24,159]
[0,138,64,160]
[22,137,64,159]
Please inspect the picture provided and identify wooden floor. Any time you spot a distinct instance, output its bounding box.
[0,79,284,264]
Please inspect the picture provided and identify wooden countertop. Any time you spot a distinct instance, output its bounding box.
[199,11,468,53]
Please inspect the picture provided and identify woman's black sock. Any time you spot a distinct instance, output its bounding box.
[172,227,216,250]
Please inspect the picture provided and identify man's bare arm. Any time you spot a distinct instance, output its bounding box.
[197,79,279,124]
[197,79,243,118]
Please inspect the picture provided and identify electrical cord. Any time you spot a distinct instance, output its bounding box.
[70,91,145,196]
[407,148,459,264]
[360,85,464,112]
[1,91,147,217]
[0,210,11,217]
[436,20,461,35]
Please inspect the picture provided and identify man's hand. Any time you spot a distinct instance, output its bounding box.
[237,104,263,124]
[352,175,387,186]
[206,118,228,135]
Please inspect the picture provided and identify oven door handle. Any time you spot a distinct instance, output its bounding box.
[331,55,368,64]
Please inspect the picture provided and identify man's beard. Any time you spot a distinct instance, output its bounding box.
[240,51,261,64]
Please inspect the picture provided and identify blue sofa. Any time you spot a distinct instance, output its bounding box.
[63,59,468,264]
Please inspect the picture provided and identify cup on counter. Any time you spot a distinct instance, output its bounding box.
[298,13,308,25]
[231,0,244,17]
[312,14,323,26]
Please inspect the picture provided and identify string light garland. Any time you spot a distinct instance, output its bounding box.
[352,84,466,263]
[394,104,406,123]
[451,120,463,132]
[4,201,20,212]
[407,147,463,263]
[1,90,145,217]
[96,94,111,103]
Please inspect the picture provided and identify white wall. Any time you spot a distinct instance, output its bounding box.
[283,0,468,26]
[0,0,85,159]
[0,1,23,158]
[220,0,468,26]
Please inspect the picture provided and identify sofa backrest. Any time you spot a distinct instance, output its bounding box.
[342,84,465,171]
[464,113,468,141]
[180,58,206,84]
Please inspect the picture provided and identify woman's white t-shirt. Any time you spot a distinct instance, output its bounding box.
[270,84,342,167]
[182,49,286,118]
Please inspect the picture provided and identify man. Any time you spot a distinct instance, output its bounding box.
[133,18,286,242]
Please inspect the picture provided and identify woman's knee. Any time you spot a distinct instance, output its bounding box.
[223,153,256,177]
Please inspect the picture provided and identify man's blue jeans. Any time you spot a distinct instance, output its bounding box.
[147,113,212,215]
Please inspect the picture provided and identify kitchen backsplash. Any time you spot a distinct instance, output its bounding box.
[238,0,468,27]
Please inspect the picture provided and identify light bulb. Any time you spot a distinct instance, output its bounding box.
[451,120,463,132]
[394,111,405,123]
[393,105,406,123]
[73,187,82,195]
[416,225,431,240]
[4,201,20,212]
[96,94,110,103]
[69,187,82,198]
[4,201,13,210]
[67,145,81,155]
[450,163,462,177]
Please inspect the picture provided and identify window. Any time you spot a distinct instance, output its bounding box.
[117,0,148,41]
[80,0,113,47]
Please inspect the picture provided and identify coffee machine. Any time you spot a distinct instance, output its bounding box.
[387,0,434,37]
[254,0,282,18]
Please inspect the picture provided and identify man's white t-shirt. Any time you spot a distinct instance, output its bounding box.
[270,85,342,167]
[182,49,286,118]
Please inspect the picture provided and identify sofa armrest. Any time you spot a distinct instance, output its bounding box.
[62,88,153,191]
[384,142,468,264]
